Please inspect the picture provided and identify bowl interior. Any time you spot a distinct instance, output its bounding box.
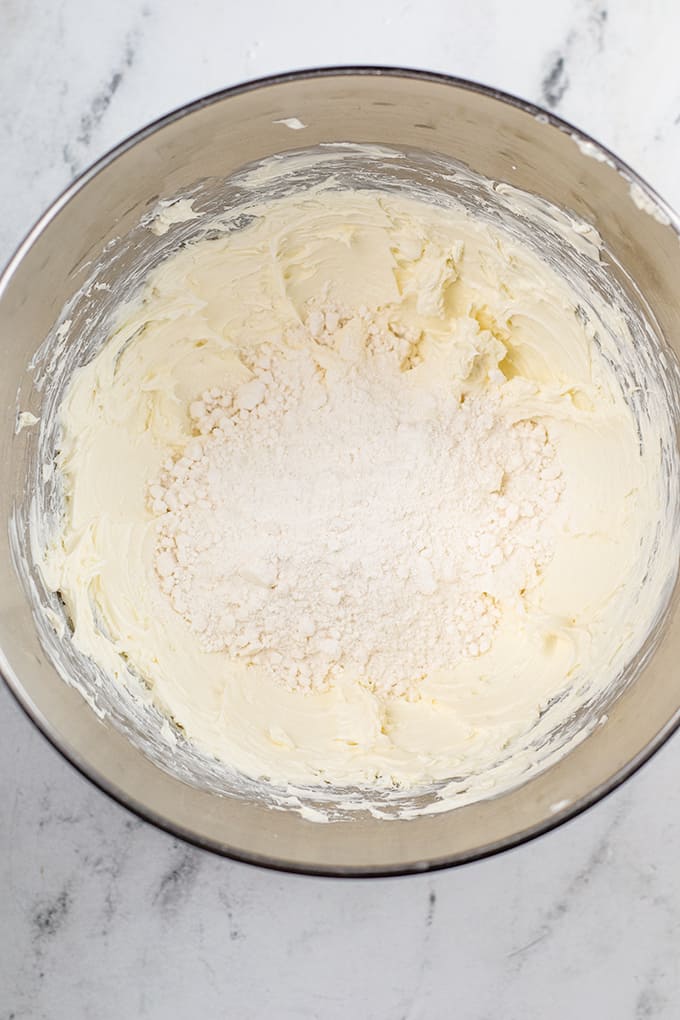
[2,70,680,874]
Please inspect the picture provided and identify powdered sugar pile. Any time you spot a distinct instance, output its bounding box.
[149,308,563,696]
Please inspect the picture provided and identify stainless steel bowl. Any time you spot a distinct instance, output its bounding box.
[2,68,680,876]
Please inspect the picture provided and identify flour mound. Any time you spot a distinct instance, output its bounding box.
[150,308,562,695]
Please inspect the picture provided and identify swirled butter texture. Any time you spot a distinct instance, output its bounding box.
[42,188,664,800]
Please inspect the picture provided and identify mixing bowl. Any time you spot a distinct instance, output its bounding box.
[2,68,680,876]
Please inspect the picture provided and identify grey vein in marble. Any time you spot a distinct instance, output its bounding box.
[541,1,608,109]
[62,10,150,178]
[152,843,202,916]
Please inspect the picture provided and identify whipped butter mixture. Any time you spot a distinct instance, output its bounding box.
[42,188,660,797]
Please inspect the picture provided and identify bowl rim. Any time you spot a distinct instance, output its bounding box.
[3,64,680,878]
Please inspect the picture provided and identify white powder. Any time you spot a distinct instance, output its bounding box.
[150,307,563,695]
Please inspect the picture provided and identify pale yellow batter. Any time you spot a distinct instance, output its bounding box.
[42,187,664,801]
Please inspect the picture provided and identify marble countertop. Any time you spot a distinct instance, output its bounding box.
[3,1,680,1016]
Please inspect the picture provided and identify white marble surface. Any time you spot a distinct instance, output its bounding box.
[3,1,680,1016]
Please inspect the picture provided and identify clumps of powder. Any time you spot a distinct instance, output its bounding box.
[149,307,563,695]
